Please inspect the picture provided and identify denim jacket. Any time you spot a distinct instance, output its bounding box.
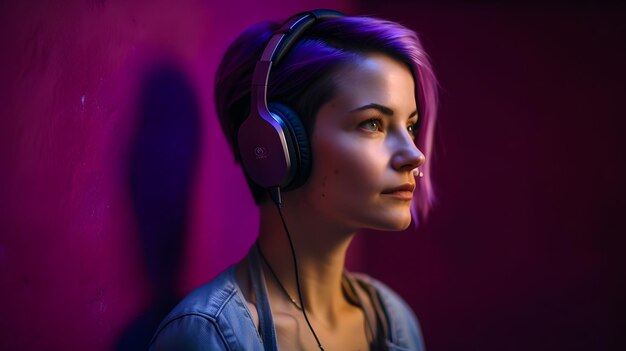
[150,246,425,350]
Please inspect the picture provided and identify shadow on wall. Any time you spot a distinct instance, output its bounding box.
[116,61,201,350]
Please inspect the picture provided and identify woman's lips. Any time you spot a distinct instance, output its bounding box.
[382,190,413,200]
[381,183,415,200]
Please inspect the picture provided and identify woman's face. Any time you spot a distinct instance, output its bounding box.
[299,53,425,232]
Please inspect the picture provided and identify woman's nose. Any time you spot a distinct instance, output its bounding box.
[391,133,425,172]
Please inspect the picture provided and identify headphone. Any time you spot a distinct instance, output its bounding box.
[236,10,345,191]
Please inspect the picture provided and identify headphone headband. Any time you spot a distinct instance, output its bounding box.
[253,10,344,87]
[262,10,344,64]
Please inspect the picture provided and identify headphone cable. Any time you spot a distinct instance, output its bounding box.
[269,186,324,351]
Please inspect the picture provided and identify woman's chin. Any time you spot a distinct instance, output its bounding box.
[390,218,412,231]
[366,212,413,232]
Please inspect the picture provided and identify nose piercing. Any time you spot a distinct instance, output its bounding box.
[413,167,424,178]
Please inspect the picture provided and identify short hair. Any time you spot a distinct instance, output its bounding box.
[214,14,438,222]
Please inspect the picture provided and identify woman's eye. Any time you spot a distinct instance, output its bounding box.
[407,123,416,138]
[360,119,382,132]
[407,120,420,139]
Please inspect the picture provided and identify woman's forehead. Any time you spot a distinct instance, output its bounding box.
[330,53,417,114]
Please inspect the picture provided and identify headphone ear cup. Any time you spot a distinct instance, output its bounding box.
[268,102,311,190]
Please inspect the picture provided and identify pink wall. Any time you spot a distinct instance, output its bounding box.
[355,2,626,351]
[0,1,352,350]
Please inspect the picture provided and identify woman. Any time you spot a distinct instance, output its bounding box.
[150,9,438,351]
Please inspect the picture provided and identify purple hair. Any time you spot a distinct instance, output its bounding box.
[215,14,439,222]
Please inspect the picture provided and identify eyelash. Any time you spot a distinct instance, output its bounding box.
[359,118,419,139]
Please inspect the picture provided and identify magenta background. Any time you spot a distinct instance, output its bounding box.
[1,1,624,350]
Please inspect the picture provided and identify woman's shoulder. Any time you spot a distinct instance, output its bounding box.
[165,266,240,318]
[349,272,426,351]
[149,265,263,350]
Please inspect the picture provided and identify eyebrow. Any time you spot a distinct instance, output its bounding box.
[350,103,418,119]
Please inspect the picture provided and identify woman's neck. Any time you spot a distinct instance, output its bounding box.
[257,198,356,325]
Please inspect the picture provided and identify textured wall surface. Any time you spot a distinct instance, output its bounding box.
[355,2,626,350]
[0,1,352,350]
[1,1,624,350]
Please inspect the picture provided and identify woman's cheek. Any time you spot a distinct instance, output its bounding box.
[312,132,385,201]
